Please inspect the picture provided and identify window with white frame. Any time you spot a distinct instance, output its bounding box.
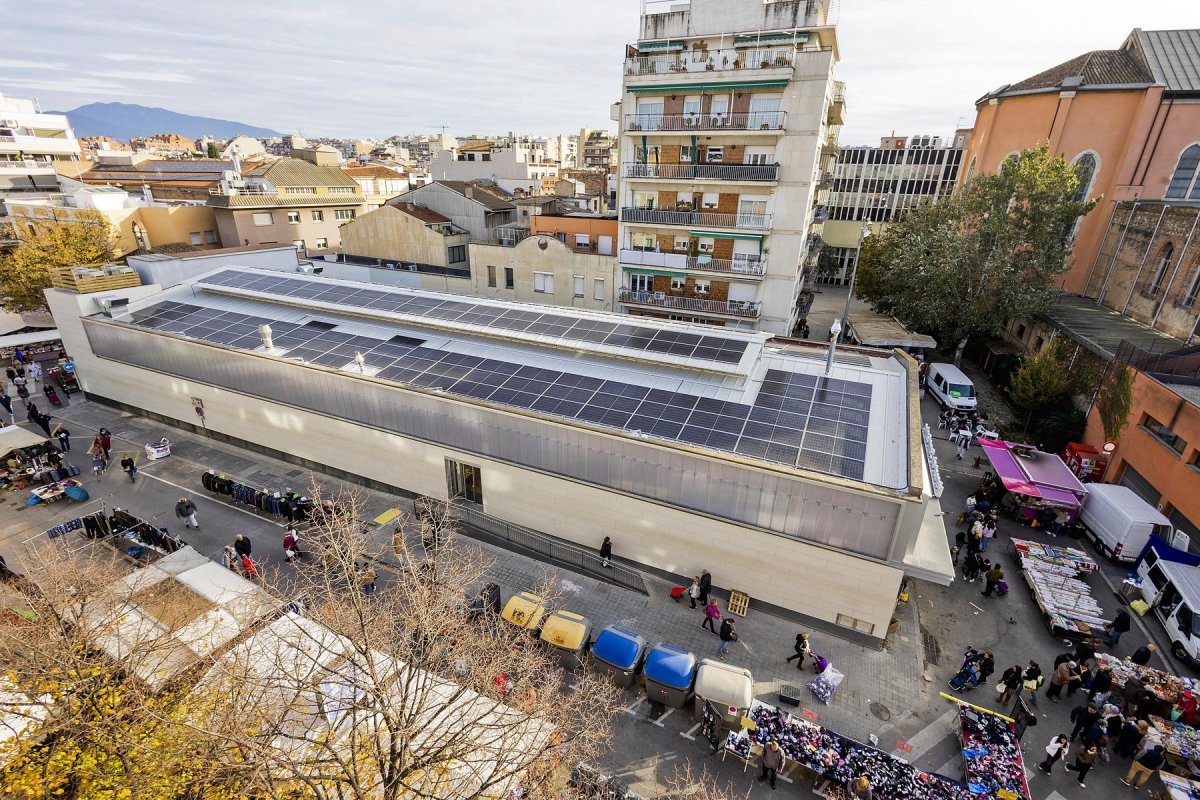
[694,279,710,295]
[633,191,656,209]
[534,272,554,293]
[312,210,324,222]
[697,237,715,253]
[335,209,356,221]
[629,274,653,292]
[679,145,694,163]
[284,187,315,194]
[252,212,273,226]
[574,234,590,249]
[287,211,301,224]
[683,96,701,118]
[673,236,690,251]
[705,147,724,163]
[670,277,685,291]
[574,275,585,297]
[631,231,655,250]
[204,230,217,244]
[316,237,328,249]
[701,192,719,209]
[1167,145,1200,200]
[189,232,202,245]
[292,240,305,251]
[593,277,605,301]
[328,186,355,194]
[709,96,729,122]
[744,149,775,165]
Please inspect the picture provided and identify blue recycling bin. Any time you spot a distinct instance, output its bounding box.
[590,625,647,688]
[643,643,697,708]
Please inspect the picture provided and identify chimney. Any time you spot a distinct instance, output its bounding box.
[465,185,474,198]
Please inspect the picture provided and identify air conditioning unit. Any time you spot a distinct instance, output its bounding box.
[1,119,16,127]
[405,263,418,272]
[296,263,314,274]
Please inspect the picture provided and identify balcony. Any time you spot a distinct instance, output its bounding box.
[625,49,794,79]
[0,159,54,173]
[623,111,787,133]
[619,290,761,319]
[0,134,80,155]
[622,162,779,182]
[620,247,766,277]
[471,227,530,246]
[827,81,846,126]
[620,206,771,230]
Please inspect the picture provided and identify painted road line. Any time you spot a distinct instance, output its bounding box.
[651,707,675,727]
[624,697,645,717]
[893,706,960,760]
[681,721,700,741]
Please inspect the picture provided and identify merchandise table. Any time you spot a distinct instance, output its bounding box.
[957,703,1030,800]
[1161,773,1200,800]
[1150,716,1200,767]
[723,700,970,799]
[1097,654,1195,705]
[1014,538,1105,638]
[30,478,82,503]
[1010,538,1098,573]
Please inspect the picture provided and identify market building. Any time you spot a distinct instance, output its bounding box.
[613,0,844,335]
[47,265,952,644]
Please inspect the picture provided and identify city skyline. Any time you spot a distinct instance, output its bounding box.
[0,0,1195,144]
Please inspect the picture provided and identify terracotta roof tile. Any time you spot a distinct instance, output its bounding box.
[1002,49,1153,95]
[390,202,451,224]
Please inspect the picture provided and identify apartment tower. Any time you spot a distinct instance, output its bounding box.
[615,0,843,334]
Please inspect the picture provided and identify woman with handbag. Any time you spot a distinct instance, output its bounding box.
[998,665,1023,705]
[1038,734,1069,773]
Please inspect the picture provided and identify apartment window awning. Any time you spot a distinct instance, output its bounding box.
[689,230,764,241]
[623,268,677,277]
[733,33,809,45]
[638,40,687,52]
[627,80,790,94]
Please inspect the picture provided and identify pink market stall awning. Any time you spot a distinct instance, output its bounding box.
[977,439,1088,506]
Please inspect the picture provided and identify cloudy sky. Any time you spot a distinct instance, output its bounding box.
[0,0,1194,144]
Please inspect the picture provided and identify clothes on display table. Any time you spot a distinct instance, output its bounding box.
[202,470,313,522]
[958,705,1031,800]
[725,700,972,800]
[1096,654,1194,705]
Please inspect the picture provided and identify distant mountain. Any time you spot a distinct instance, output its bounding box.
[49,102,282,142]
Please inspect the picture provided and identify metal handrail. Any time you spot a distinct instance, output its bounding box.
[622,162,779,182]
[618,290,761,317]
[625,49,794,76]
[620,207,770,230]
[623,111,786,132]
[619,248,766,276]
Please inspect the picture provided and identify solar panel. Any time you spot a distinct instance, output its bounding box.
[126,294,876,482]
[198,269,750,365]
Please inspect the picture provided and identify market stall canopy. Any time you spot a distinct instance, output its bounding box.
[694,659,753,709]
[0,330,61,349]
[847,316,936,350]
[977,439,1088,506]
[0,425,48,459]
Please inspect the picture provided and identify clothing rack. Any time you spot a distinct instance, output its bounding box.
[201,469,313,523]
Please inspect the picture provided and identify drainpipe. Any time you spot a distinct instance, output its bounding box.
[1152,209,1200,328]
[1122,204,1169,314]
[1097,202,1139,305]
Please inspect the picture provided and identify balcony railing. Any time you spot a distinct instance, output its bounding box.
[622,162,779,182]
[208,185,278,196]
[0,159,48,171]
[625,49,794,77]
[471,227,531,246]
[619,290,761,318]
[620,207,771,230]
[624,111,787,132]
[620,247,766,276]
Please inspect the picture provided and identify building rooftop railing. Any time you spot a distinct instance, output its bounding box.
[618,289,761,318]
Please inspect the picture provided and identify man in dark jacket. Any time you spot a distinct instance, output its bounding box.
[1130,643,1156,666]
[1087,666,1114,702]
[174,497,199,529]
[233,534,252,558]
[698,570,712,605]
[717,618,737,659]
[1106,609,1131,646]
[759,740,784,790]
[1069,702,1100,742]
[1124,745,1167,789]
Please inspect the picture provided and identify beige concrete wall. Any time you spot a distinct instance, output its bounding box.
[469,237,618,311]
[47,285,903,639]
[338,206,455,265]
[215,206,361,249]
[8,204,221,256]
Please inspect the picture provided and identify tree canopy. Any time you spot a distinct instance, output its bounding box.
[855,143,1099,365]
[0,209,117,312]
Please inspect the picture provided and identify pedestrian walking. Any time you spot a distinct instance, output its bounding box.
[89,442,107,477]
[981,518,996,551]
[1069,702,1101,742]
[698,569,712,605]
[27,361,41,384]
[1115,718,1144,758]
[54,425,70,452]
[702,599,720,634]
[233,534,251,558]
[1067,662,1088,697]
[360,563,378,595]
[851,775,872,800]
[599,536,612,568]
[220,545,240,573]
[1046,661,1073,702]
[175,497,199,528]
[0,392,13,424]
[97,428,112,459]
[1023,661,1043,708]
[998,665,1023,705]
[1123,745,1166,788]
[785,632,811,669]
[1064,745,1097,787]
[1105,609,1131,646]
[33,411,52,438]
[717,618,737,659]
[758,740,784,790]
[687,577,700,609]
[976,651,995,685]
[120,454,137,483]
[1038,734,1069,773]
[981,563,1005,597]
[283,526,301,563]
[1129,643,1156,666]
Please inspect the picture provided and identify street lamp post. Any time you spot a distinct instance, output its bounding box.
[825,318,842,375]
[839,218,872,341]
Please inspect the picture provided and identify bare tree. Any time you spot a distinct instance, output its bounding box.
[185,483,623,800]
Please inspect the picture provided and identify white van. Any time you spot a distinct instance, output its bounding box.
[926,363,978,411]
[1135,548,1200,663]
[1080,483,1175,562]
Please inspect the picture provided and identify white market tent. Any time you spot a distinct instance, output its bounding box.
[0,425,48,460]
[192,613,556,799]
[77,546,278,691]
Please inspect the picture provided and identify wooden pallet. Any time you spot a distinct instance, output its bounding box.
[727,590,750,617]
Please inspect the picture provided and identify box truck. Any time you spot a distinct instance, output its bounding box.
[1080,483,1174,562]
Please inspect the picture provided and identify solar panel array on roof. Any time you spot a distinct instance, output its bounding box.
[126,302,871,480]
[197,269,749,366]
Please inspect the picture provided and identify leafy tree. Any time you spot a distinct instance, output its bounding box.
[0,209,116,312]
[1096,360,1135,443]
[1008,335,1076,420]
[206,141,221,159]
[856,143,1099,366]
